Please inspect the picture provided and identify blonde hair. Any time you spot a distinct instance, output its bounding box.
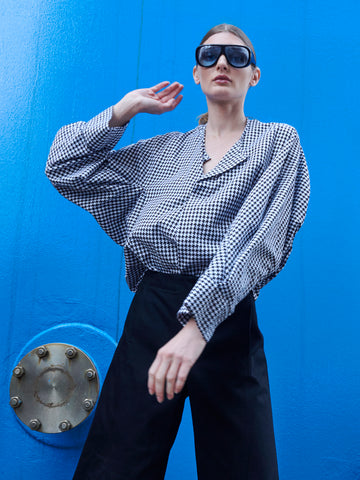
[197,23,257,125]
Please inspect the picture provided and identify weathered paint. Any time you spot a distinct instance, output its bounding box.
[1,1,359,478]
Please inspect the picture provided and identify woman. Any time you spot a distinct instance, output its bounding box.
[46,23,310,480]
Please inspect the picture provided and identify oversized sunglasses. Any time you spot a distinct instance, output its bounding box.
[195,44,256,68]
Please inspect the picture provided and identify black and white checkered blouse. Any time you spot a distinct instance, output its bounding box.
[46,106,310,342]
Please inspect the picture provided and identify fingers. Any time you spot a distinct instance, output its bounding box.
[147,324,207,403]
[155,94,184,115]
[147,351,188,403]
[150,80,182,97]
[137,81,184,115]
[150,80,170,93]
[174,361,190,395]
[158,94,183,114]
[152,355,172,403]
[165,358,181,400]
[147,355,162,396]
[170,94,183,109]
[156,82,184,102]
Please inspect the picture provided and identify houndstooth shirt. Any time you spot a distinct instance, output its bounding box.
[46,106,310,342]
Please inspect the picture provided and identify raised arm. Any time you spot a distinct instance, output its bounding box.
[109,81,184,126]
[45,81,183,246]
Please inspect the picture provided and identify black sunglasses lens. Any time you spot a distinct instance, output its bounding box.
[197,46,221,67]
[225,46,250,67]
[197,45,252,68]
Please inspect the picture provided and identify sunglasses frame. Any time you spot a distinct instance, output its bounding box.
[195,44,256,69]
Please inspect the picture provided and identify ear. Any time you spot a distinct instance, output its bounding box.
[193,65,201,85]
[249,67,261,87]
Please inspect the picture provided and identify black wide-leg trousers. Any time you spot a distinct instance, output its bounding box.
[73,271,279,480]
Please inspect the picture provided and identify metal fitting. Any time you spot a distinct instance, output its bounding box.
[58,420,72,431]
[36,346,48,358]
[9,343,100,433]
[13,365,25,378]
[10,396,22,408]
[82,398,95,411]
[65,347,77,359]
[85,369,96,381]
[29,418,41,431]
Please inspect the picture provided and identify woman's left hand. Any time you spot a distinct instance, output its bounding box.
[147,318,206,403]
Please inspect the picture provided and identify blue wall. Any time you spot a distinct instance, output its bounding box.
[1,1,359,478]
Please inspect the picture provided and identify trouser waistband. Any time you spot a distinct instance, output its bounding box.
[141,269,199,293]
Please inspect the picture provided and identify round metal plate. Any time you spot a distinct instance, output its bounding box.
[9,343,100,433]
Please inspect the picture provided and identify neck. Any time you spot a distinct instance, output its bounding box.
[206,99,247,137]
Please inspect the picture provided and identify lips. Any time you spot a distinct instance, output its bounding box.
[213,75,231,83]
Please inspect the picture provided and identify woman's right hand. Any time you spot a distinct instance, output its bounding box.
[109,81,183,127]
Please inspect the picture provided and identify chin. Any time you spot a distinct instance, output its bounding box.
[206,91,241,103]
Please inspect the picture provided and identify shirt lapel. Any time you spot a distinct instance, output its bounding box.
[199,119,255,180]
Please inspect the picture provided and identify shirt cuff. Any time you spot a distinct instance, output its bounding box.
[177,274,230,342]
[84,106,129,151]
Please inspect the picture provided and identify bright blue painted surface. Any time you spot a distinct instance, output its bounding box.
[1,1,359,479]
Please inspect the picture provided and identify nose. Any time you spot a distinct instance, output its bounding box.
[216,53,229,69]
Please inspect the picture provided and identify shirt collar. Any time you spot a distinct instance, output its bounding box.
[197,119,254,178]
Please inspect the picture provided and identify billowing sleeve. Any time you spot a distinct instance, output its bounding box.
[177,126,310,342]
[46,106,162,246]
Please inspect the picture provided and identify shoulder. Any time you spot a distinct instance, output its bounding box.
[247,118,299,143]
[243,119,302,159]
[134,125,203,150]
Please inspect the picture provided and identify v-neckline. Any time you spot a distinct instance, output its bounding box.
[200,119,251,176]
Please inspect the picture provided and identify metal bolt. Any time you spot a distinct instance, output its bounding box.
[13,365,25,378]
[36,346,48,358]
[85,369,96,381]
[82,398,95,411]
[65,347,77,359]
[9,396,22,408]
[29,418,41,431]
[59,420,72,431]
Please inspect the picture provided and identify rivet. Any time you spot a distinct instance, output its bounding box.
[59,420,72,431]
[13,365,25,378]
[9,396,22,408]
[85,369,96,381]
[65,347,77,359]
[36,346,48,358]
[29,418,41,431]
[82,398,95,411]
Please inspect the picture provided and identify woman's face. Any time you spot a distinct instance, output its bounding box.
[193,32,260,104]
